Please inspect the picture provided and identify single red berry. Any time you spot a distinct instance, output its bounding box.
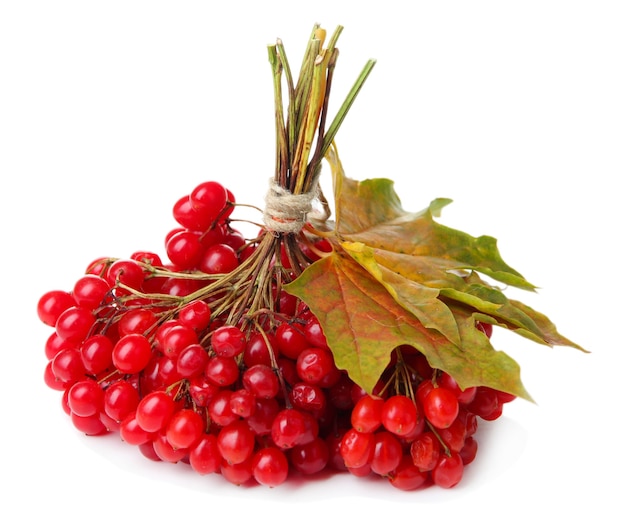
[423,387,460,429]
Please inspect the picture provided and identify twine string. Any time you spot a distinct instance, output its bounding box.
[263,177,319,234]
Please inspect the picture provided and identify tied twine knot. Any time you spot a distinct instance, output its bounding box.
[263,178,317,234]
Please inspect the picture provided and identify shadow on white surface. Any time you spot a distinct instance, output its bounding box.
[73,414,528,504]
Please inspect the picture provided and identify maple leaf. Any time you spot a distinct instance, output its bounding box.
[286,146,587,398]
[286,251,533,400]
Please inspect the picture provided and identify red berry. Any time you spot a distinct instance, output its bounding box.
[211,325,246,358]
[423,387,459,429]
[199,243,239,274]
[431,452,464,488]
[136,390,177,433]
[189,181,228,219]
[37,290,75,327]
[381,395,418,436]
[165,408,205,450]
[252,446,289,487]
[351,394,384,433]
[112,333,152,374]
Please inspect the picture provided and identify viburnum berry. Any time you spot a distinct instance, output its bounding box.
[220,459,253,486]
[252,446,290,487]
[165,408,205,450]
[117,308,159,338]
[431,452,464,489]
[70,411,108,436]
[351,394,384,433]
[370,431,403,476]
[199,243,239,274]
[189,181,228,219]
[340,428,375,469]
[423,387,459,429]
[381,395,419,437]
[165,230,204,270]
[242,363,280,399]
[38,290,76,327]
[104,380,140,422]
[111,333,152,374]
[55,306,95,346]
[211,325,246,358]
[136,390,177,433]
[119,412,153,446]
[289,382,326,412]
[271,408,311,449]
[153,431,188,463]
[296,347,336,386]
[208,389,239,427]
[205,355,240,387]
[275,322,308,360]
[176,343,209,378]
[51,347,86,385]
[67,379,104,417]
[177,299,211,332]
[246,397,280,436]
[189,433,221,475]
[217,420,256,465]
[388,454,429,491]
[289,436,330,475]
[106,259,145,293]
[72,274,110,310]
[460,435,478,465]
[80,334,114,374]
[172,194,214,232]
[410,430,441,472]
[229,388,256,418]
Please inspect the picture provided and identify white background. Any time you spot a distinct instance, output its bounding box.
[1,1,624,504]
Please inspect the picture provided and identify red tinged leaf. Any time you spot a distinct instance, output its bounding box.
[286,149,587,399]
[286,250,533,401]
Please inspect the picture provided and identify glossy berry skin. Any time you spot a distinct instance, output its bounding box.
[189,181,228,219]
[103,380,140,422]
[423,387,459,429]
[252,447,289,487]
[67,379,104,417]
[431,452,464,489]
[242,364,280,399]
[296,347,336,386]
[37,290,76,327]
[340,428,375,469]
[199,244,239,274]
[172,194,214,231]
[370,431,403,476]
[189,433,221,475]
[176,344,209,378]
[351,394,384,433]
[80,334,114,374]
[165,408,205,450]
[410,431,441,472]
[217,420,256,465]
[165,231,204,270]
[106,259,145,292]
[271,408,310,449]
[381,395,418,437]
[112,334,152,374]
[211,325,246,358]
[55,306,95,346]
[177,300,211,332]
[72,275,110,310]
[289,437,329,475]
[136,391,177,433]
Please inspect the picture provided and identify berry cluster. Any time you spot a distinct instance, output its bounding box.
[38,179,515,491]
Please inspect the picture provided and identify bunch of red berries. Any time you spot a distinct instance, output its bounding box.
[38,179,515,491]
